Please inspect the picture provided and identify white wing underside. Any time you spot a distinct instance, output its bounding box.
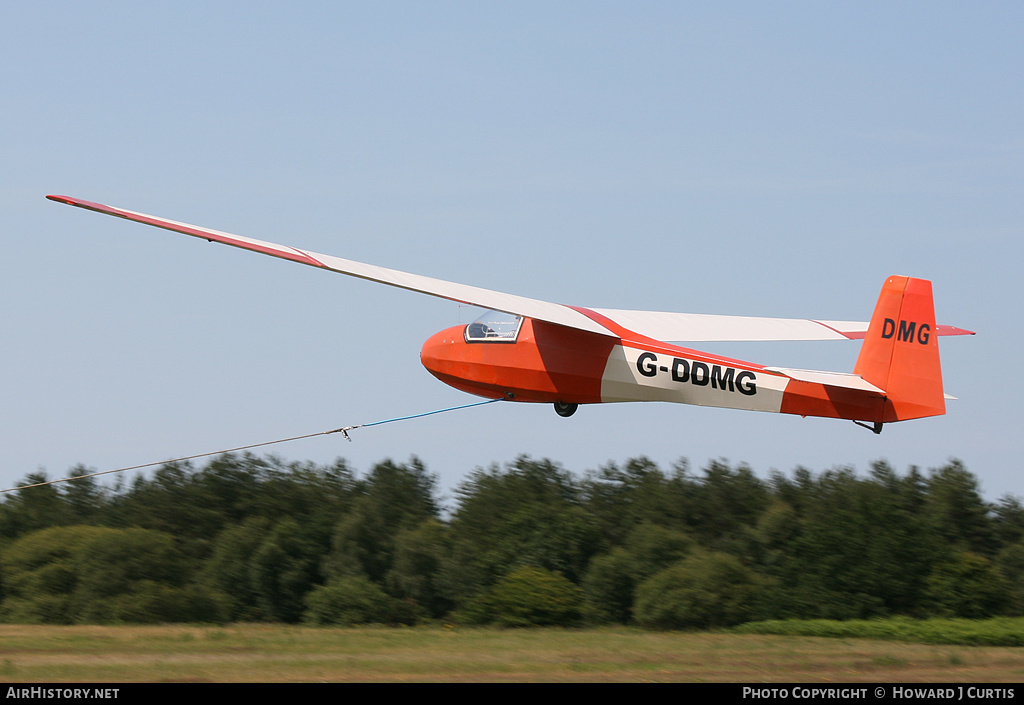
[49,196,616,337]
[46,196,910,345]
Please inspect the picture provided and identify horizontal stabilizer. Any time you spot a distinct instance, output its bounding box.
[766,367,884,394]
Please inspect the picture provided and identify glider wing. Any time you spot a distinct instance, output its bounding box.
[592,308,973,342]
[47,196,974,344]
[46,195,616,337]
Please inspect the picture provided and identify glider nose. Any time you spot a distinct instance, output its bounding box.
[421,324,507,399]
[420,325,463,380]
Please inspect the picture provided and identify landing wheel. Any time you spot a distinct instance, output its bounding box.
[553,401,578,417]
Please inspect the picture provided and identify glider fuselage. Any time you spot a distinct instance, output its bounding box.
[419,310,886,423]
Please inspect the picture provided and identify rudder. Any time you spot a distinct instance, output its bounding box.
[854,276,945,422]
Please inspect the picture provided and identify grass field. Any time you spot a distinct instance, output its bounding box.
[0,624,1023,682]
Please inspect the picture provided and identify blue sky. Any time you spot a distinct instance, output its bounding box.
[3,2,1021,503]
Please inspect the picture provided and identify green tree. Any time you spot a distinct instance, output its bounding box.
[992,496,1024,548]
[304,575,412,626]
[773,464,938,619]
[924,551,1008,618]
[634,551,760,629]
[582,457,691,544]
[0,525,110,623]
[461,566,583,627]
[583,522,693,624]
[687,460,768,551]
[385,519,453,619]
[924,460,996,556]
[323,458,440,584]
[249,518,325,623]
[1,525,216,624]
[59,466,107,526]
[0,474,66,539]
[72,528,217,623]
[996,540,1024,616]
[446,457,602,603]
[582,548,636,624]
[200,517,274,621]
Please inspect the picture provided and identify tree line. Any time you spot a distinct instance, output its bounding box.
[0,454,1021,628]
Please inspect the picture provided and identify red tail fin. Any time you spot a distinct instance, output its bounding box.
[854,276,945,422]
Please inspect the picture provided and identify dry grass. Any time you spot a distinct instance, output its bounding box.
[0,624,1022,682]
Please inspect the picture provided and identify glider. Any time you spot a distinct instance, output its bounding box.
[47,195,973,433]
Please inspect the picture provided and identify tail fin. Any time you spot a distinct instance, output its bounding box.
[854,276,945,422]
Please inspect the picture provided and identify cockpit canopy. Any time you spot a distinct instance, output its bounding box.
[464,310,523,343]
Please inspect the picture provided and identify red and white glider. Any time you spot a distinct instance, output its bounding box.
[48,195,973,432]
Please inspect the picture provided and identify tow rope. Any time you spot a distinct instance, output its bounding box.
[1,397,505,494]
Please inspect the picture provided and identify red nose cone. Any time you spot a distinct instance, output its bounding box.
[419,324,506,399]
[420,318,616,404]
[420,325,462,381]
